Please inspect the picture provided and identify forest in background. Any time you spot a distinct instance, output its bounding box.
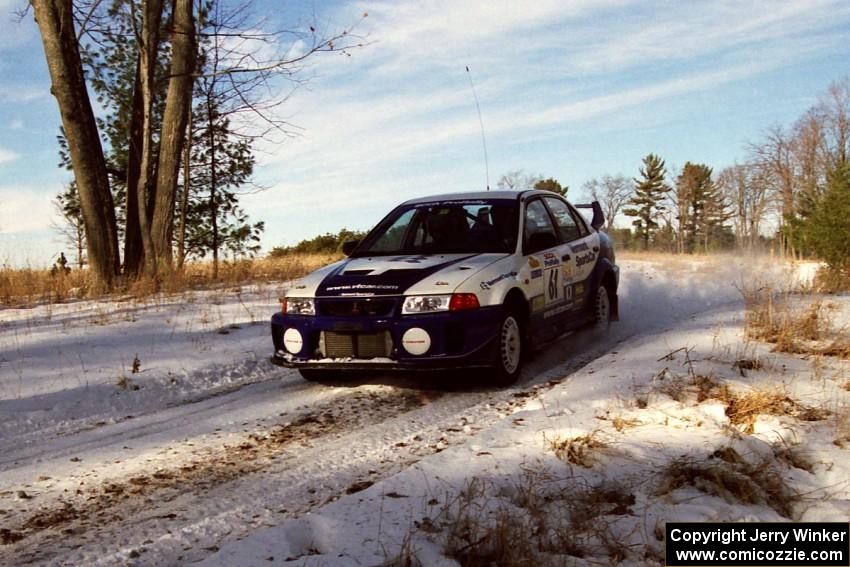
[10,0,850,296]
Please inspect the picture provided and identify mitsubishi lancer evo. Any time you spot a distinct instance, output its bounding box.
[271,190,619,385]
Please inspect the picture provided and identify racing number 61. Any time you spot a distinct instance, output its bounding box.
[546,267,560,304]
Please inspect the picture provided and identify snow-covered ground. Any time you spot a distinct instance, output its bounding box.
[1,254,846,566]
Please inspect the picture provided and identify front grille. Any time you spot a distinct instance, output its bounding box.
[321,331,392,359]
[318,298,396,317]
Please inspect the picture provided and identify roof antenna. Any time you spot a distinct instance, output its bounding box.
[466,66,490,191]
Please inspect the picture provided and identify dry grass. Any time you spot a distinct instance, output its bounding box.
[652,371,730,405]
[742,287,849,359]
[546,430,608,467]
[813,266,850,293]
[833,404,850,448]
[612,416,642,432]
[0,267,88,307]
[0,253,338,307]
[724,387,828,433]
[650,370,827,433]
[657,450,798,518]
[429,470,639,566]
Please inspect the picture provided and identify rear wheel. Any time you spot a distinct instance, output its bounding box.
[490,309,523,386]
[593,285,611,329]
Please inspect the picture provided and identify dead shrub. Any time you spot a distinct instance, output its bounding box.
[612,416,641,432]
[657,454,797,518]
[773,444,815,473]
[653,371,729,405]
[547,431,607,467]
[435,471,638,566]
[742,287,847,359]
[725,387,827,433]
[813,266,850,293]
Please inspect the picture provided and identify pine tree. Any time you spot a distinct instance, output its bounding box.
[52,183,87,269]
[178,77,263,270]
[624,154,670,250]
[802,164,850,274]
[533,177,567,196]
[676,162,733,252]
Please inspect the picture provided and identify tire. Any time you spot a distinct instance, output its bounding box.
[593,284,611,329]
[490,309,524,386]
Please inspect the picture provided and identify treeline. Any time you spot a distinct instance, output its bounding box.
[35,0,363,290]
[570,78,849,277]
[268,229,368,256]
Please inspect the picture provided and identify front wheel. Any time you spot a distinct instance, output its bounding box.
[593,285,611,329]
[490,310,523,386]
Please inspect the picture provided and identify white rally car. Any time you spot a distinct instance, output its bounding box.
[271,190,619,385]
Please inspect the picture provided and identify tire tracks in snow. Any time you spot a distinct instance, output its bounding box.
[0,339,614,566]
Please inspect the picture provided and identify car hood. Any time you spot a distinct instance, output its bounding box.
[289,253,508,298]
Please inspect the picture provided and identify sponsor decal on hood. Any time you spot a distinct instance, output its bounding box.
[315,254,477,297]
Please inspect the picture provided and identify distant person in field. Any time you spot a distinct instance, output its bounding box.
[51,252,71,276]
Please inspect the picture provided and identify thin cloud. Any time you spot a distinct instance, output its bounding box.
[0,186,57,233]
[0,147,19,164]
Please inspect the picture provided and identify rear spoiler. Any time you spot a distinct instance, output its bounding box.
[574,201,605,231]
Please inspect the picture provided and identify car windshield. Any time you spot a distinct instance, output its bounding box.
[353,199,519,256]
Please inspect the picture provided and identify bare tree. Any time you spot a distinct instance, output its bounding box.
[31,0,120,289]
[819,78,850,168]
[497,169,542,191]
[32,0,366,288]
[748,125,797,256]
[131,0,167,276]
[582,174,631,231]
[717,163,769,250]
[151,0,196,267]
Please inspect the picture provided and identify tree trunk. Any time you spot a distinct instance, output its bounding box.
[76,221,85,269]
[123,59,145,277]
[135,0,165,277]
[152,0,196,269]
[32,0,119,290]
[207,93,220,279]
[177,106,193,270]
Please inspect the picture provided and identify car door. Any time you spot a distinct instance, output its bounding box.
[521,198,573,337]
[544,196,599,313]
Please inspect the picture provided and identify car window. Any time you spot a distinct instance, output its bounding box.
[370,209,417,252]
[356,201,519,256]
[523,199,557,250]
[544,197,581,243]
[568,204,590,236]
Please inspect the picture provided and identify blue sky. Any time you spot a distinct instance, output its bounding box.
[1,0,849,266]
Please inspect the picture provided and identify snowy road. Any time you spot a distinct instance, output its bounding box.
[0,255,815,565]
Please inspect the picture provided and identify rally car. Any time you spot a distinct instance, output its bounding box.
[271,190,619,385]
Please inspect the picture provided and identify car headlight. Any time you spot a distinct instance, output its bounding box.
[400,294,481,314]
[402,295,451,314]
[283,297,315,316]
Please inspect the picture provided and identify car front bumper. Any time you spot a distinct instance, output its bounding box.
[270,303,502,370]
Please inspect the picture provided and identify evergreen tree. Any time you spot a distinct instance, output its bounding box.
[177,12,264,272]
[180,106,263,265]
[52,183,87,269]
[624,154,670,250]
[676,162,733,252]
[802,164,850,274]
[533,177,567,196]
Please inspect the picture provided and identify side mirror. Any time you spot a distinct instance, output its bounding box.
[341,240,360,256]
[527,231,557,254]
